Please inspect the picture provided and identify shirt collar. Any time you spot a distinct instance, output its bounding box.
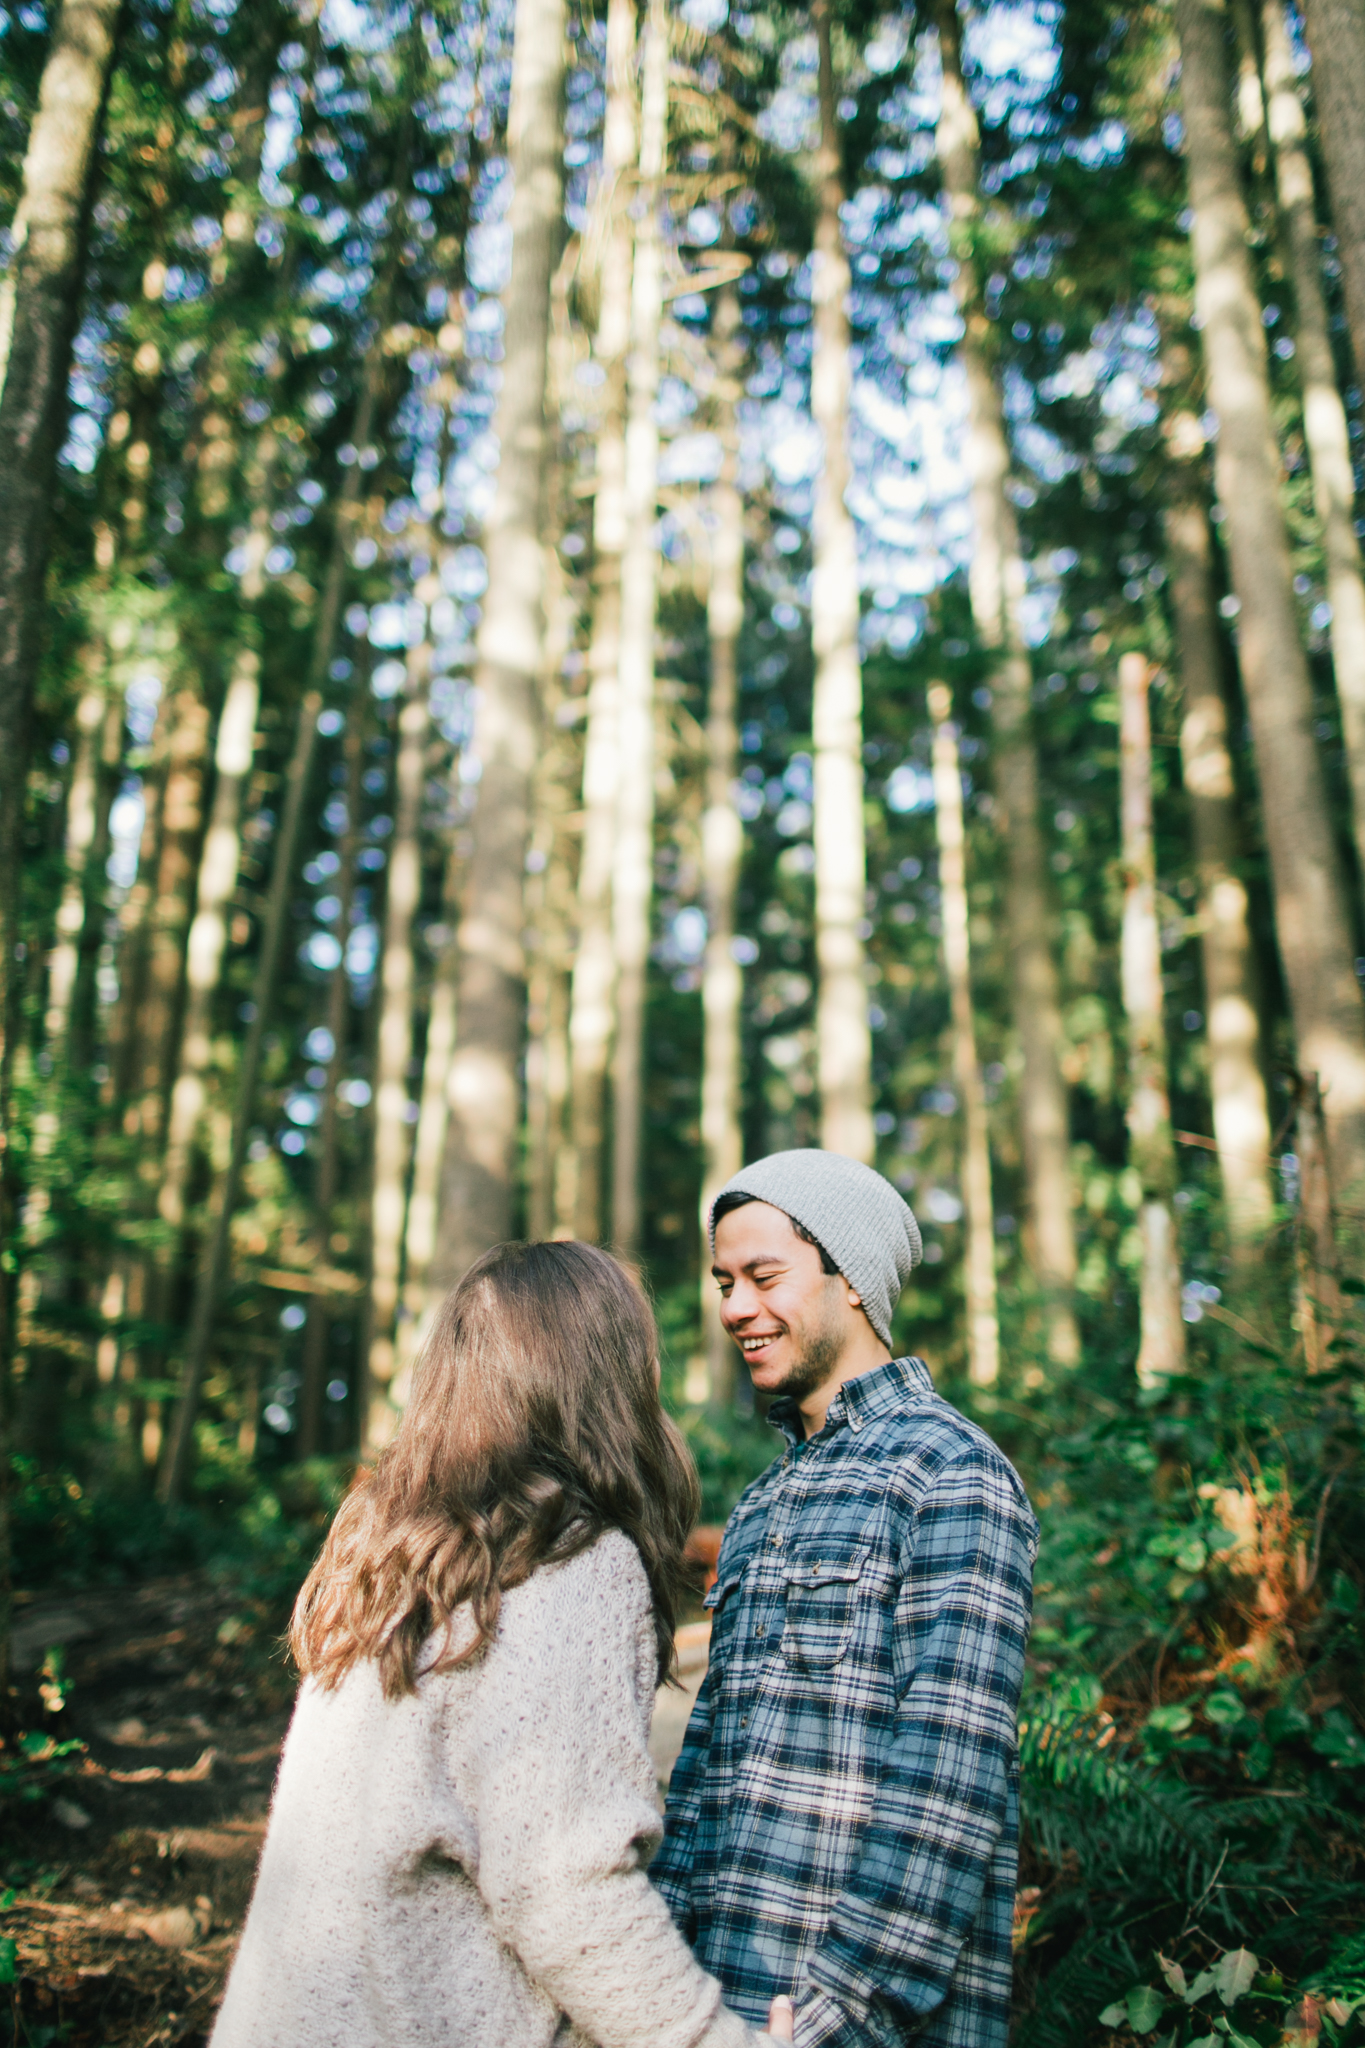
[767,1355,934,1448]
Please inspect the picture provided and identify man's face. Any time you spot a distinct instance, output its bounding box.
[712,1201,856,1402]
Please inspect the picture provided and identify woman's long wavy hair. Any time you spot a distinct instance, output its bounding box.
[291,1240,700,1698]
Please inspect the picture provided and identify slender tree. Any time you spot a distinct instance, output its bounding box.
[1162,414,1275,1246]
[431,0,567,1291]
[567,0,636,1243]
[364,657,430,1449]
[1259,0,1365,894]
[928,683,999,1389]
[1296,0,1365,386]
[696,283,745,1406]
[1118,652,1186,1386]
[810,0,873,1165]
[935,0,1079,1362]
[1177,0,1365,1206]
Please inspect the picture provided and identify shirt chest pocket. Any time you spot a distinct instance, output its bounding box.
[781,1548,868,1669]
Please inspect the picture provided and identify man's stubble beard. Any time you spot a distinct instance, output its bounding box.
[762,1284,847,1402]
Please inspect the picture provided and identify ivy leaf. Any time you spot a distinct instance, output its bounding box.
[1214,1950,1259,2007]
[1157,1955,1188,1998]
[1099,2004,1128,2028]
[1127,1986,1168,2033]
[1185,2035,1221,2048]
[1185,1970,1219,2005]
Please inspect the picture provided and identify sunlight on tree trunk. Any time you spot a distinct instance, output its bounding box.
[1178,0,1365,1209]
[1163,439,1274,1247]
[811,0,872,1166]
[364,659,429,1451]
[936,0,1078,1364]
[1119,652,1186,1389]
[694,284,745,1408]
[1297,0,1365,386]
[1260,0,1365,898]
[432,0,566,1291]
[157,654,260,1234]
[524,532,578,1245]
[159,688,322,1502]
[568,0,636,1244]
[610,0,668,1257]
[929,684,999,1390]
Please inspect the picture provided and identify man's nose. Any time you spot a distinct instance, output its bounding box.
[720,1280,756,1326]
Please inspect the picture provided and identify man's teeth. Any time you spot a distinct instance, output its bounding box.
[741,1337,776,1351]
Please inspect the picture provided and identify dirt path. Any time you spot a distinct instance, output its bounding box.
[6,1576,711,2045]
[6,1573,296,2046]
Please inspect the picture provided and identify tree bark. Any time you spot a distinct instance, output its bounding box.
[43,655,112,1057]
[1294,1070,1344,1368]
[567,0,636,1243]
[1118,653,1187,1387]
[0,0,121,1673]
[928,683,999,1389]
[935,0,1079,1363]
[1177,0,1365,1206]
[811,0,873,1165]
[1163,441,1275,1245]
[431,0,566,1291]
[1296,0,1365,386]
[695,285,745,1408]
[363,658,429,1451]
[159,687,323,1501]
[609,0,668,1258]
[1261,0,1365,898]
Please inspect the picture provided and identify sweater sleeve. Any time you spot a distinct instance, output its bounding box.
[462,1534,771,2048]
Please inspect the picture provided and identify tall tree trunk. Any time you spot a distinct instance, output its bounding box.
[297,698,365,1460]
[431,0,566,1291]
[125,686,210,1145]
[156,656,259,1234]
[524,530,578,1245]
[399,847,458,1344]
[568,0,636,1243]
[0,0,121,1674]
[928,683,999,1390]
[1296,0,1365,386]
[1162,440,1275,1246]
[1119,652,1187,1387]
[1294,1070,1344,1367]
[159,687,323,1501]
[696,284,745,1408]
[1177,0,1365,1206]
[811,0,873,1165]
[1261,0,1365,896]
[935,0,1079,1363]
[363,658,429,1452]
[611,0,667,1258]
[43,654,111,1056]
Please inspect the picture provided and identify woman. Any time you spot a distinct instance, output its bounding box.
[212,1240,790,2048]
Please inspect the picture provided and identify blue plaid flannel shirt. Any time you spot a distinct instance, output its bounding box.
[651,1356,1038,2048]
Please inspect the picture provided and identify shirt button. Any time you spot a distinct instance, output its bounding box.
[740,1715,749,1727]
[770,1533,783,1547]
[755,1623,765,1638]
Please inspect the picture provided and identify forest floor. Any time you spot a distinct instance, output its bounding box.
[3,1572,298,2047]
[3,1574,712,2047]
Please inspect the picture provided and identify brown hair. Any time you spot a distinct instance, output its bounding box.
[291,1240,700,1698]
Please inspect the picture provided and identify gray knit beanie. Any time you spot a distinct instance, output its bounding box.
[708,1149,922,1348]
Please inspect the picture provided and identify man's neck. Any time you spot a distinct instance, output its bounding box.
[796,1337,894,1439]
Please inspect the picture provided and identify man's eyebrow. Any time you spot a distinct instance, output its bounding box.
[710,1250,792,1278]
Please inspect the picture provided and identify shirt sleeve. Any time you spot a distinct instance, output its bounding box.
[650,1660,719,1940]
[465,1541,768,2048]
[794,1452,1037,2048]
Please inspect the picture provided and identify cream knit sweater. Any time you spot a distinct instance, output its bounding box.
[211,1530,772,2048]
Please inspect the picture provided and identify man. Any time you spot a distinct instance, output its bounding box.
[652,1149,1038,2048]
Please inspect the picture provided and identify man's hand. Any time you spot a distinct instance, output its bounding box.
[766,1994,794,2040]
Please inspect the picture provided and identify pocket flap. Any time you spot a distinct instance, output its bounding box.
[783,1548,867,1587]
[704,1566,746,1612]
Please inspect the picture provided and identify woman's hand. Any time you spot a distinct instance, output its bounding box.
[766,1994,794,2040]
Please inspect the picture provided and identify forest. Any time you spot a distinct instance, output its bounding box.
[0,0,1363,2033]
